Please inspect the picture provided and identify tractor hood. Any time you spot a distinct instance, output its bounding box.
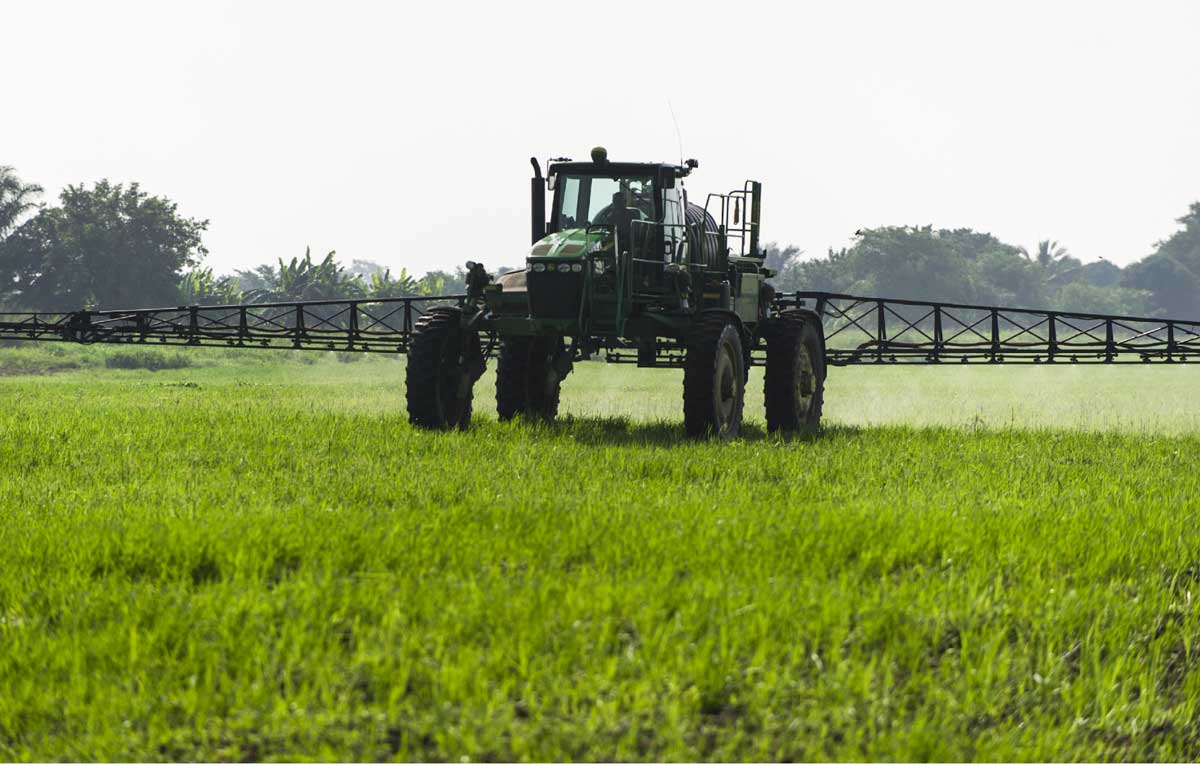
[528,228,612,259]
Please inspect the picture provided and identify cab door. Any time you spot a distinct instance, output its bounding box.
[662,184,686,266]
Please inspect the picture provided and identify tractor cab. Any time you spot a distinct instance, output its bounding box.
[540,147,691,265]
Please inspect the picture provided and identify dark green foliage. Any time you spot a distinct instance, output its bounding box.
[768,227,1154,314]
[1121,203,1200,318]
[1075,259,1123,288]
[1054,282,1148,315]
[784,227,1035,305]
[0,180,208,310]
[1123,255,1200,318]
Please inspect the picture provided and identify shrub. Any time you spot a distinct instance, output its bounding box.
[104,349,193,371]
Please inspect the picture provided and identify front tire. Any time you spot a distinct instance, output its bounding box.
[406,308,481,430]
[763,313,825,432]
[683,315,745,440]
[496,336,563,422]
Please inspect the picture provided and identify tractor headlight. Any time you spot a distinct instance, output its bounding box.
[557,263,572,273]
[571,263,583,273]
[531,263,546,272]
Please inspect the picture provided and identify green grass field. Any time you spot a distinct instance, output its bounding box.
[2,344,1200,761]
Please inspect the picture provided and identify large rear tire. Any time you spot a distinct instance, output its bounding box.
[764,313,825,433]
[405,308,481,430]
[683,315,745,440]
[496,336,563,422]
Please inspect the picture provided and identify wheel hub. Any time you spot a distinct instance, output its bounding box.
[716,344,738,431]
[796,344,815,415]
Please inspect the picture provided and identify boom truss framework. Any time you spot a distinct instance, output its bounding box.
[1,292,1197,366]
[0,297,469,354]
[783,292,1200,365]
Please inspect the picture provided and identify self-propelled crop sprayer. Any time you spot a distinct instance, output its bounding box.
[3,148,1198,439]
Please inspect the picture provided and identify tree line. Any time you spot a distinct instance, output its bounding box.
[2,166,1198,317]
[764,209,1200,317]
[0,168,468,311]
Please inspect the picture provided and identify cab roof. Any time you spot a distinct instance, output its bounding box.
[547,160,690,179]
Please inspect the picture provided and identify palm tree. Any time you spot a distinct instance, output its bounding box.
[1035,239,1069,269]
[0,166,43,236]
[1019,239,1069,269]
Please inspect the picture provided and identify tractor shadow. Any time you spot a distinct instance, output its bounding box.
[521,415,832,447]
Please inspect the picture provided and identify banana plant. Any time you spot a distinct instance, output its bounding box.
[366,268,419,299]
[179,267,241,305]
[244,248,365,303]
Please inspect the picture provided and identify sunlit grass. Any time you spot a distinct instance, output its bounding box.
[1,347,1199,760]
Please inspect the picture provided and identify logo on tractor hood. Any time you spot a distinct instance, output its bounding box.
[528,228,610,259]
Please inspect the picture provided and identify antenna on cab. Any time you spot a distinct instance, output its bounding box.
[668,99,684,167]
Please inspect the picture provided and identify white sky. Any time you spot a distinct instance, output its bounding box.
[6,0,1199,274]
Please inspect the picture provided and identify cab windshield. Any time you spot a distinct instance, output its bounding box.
[554,175,658,231]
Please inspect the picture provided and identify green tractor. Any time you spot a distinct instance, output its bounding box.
[404,147,826,439]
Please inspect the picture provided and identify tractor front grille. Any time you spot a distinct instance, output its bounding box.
[527,269,583,320]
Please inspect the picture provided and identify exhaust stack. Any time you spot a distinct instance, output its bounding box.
[530,157,545,245]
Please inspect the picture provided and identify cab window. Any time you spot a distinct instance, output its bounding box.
[555,175,657,231]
